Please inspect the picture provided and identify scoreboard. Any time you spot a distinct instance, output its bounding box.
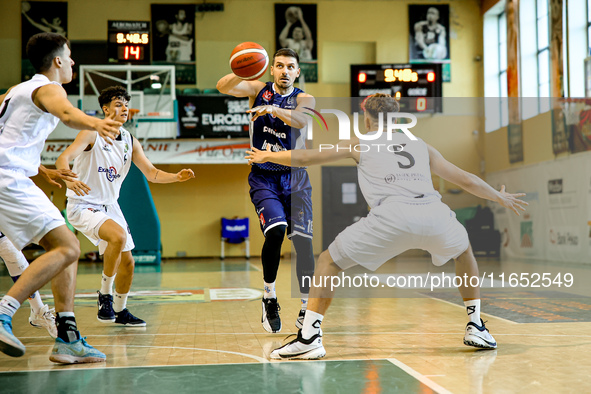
[108,21,150,63]
[351,64,442,113]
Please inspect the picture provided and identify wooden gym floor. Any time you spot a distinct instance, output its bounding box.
[0,257,590,393]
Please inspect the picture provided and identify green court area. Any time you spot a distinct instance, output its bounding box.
[0,360,437,394]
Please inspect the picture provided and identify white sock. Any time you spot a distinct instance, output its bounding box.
[301,309,323,339]
[27,292,44,314]
[101,272,116,295]
[263,281,276,299]
[464,299,481,324]
[0,295,21,318]
[113,291,128,313]
[300,295,308,311]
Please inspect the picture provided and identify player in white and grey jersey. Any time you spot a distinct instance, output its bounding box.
[57,86,195,328]
[246,93,528,359]
[0,32,121,364]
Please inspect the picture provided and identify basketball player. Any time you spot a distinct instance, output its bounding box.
[56,86,195,327]
[0,32,121,363]
[279,7,314,61]
[245,94,528,359]
[0,165,80,339]
[217,48,316,333]
[167,8,193,62]
[413,7,447,60]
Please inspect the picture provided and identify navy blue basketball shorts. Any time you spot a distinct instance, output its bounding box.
[248,167,313,239]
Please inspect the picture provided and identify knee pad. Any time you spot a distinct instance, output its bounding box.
[0,236,29,276]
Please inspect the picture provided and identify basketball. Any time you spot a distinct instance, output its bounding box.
[229,42,269,80]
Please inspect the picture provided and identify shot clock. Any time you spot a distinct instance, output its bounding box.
[108,21,150,63]
[351,64,443,113]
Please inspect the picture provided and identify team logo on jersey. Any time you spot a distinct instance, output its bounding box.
[98,166,121,182]
[123,153,128,165]
[259,212,266,226]
[124,143,129,154]
[385,174,396,184]
[262,90,273,102]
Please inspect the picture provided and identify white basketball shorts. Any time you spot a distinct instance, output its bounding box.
[0,168,65,250]
[328,199,470,271]
[67,200,135,255]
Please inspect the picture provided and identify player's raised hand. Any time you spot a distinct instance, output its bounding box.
[176,169,195,182]
[247,105,275,121]
[96,114,122,145]
[38,165,78,188]
[497,185,528,216]
[245,145,272,165]
[65,179,91,196]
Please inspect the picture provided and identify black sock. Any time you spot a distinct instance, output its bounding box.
[56,313,81,343]
[293,235,315,294]
[262,225,286,284]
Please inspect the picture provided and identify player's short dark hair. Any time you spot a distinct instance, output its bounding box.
[26,33,70,73]
[363,93,400,118]
[273,48,299,66]
[99,86,131,111]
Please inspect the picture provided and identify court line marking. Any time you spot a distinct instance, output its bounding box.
[426,295,518,324]
[21,344,269,364]
[17,331,591,339]
[387,358,452,394]
[248,262,262,272]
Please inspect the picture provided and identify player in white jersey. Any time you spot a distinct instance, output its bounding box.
[0,164,80,339]
[246,94,528,359]
[0,32,121,363]
[56,86,195,327]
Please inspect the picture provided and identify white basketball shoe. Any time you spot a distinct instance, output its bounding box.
[29,304,57,339]
[464,319,497,349]
[270,330,326,360]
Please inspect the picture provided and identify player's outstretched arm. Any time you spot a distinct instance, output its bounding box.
[37,164,78,188]
[55,130,96,196]
[34,84,121,144]
[131,136,195,183]
[427,144,528,215]
[248,94,314,129]
[216,73,266,100]
[246,138,359,167]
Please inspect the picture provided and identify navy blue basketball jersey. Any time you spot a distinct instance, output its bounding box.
[250,82,307,171]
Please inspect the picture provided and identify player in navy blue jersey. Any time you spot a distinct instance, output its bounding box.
[217,48,316,333]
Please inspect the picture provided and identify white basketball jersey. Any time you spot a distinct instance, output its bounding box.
[67,127,133,205]
[357,131,441,208]
[0,74,61,176]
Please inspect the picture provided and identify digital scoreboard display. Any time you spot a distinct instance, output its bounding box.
[108,21,150,63]
[351,64,442,113]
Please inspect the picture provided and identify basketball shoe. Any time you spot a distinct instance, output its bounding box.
[29,304,57,338]
[464,319,497,349]
[262,297,281,333]
[50,337,106,364]
[97,291,115,323]
[115,309,146,327]
[0,314,25,357]
[270,329,325,360]
[295,309,305,329]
